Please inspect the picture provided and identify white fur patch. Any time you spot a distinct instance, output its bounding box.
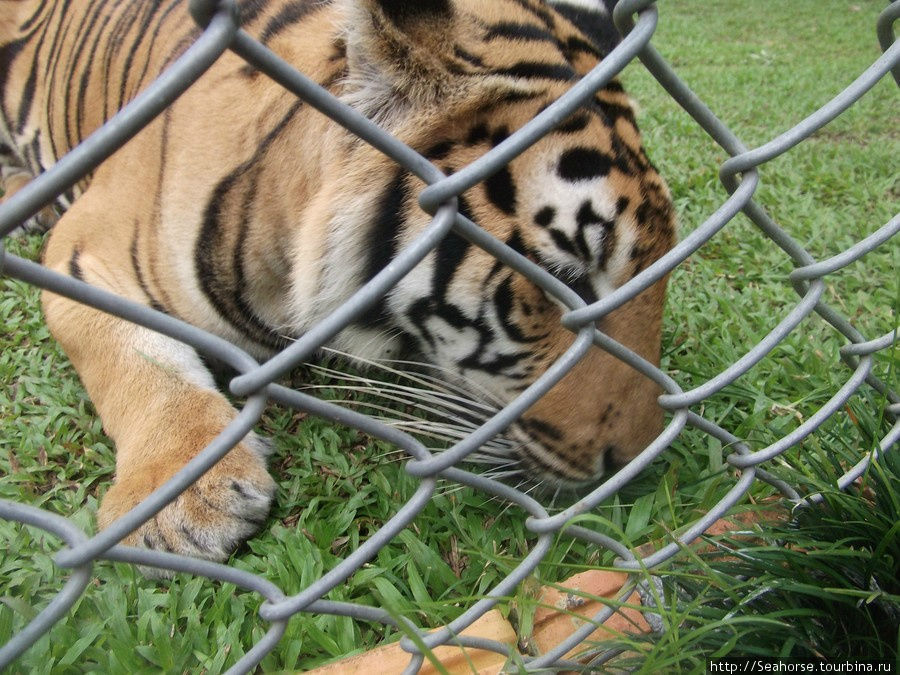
[546,0,609,14]
[523,160,623,277]
[131,327,216,391]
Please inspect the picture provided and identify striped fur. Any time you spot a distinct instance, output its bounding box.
[0,0,675,568]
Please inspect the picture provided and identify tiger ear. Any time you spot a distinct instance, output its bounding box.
[341,0,469,119]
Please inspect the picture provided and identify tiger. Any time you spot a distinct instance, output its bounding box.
[0,0,676,567]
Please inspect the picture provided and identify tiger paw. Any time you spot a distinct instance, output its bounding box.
[97,435,276,577]
[0,168,59,233]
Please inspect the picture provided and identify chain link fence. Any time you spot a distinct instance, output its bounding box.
[1,0,898,671]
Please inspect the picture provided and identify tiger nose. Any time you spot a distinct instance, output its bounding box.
[513,350,665,481]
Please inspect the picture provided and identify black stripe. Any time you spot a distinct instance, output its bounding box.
[517,437,589,481]
[20,1,50,33]
[434,195,477,301]
[493,275,545,343]
[237,0,277,27]
[575,200,612,229]
[37,0,87,159]
[355,169,408,326]
[223,173,284,348]
[377,0,452,27]
[432,232,470,303]
[327,38,346,63]
[126,0,185,103]
[555,111,590,134]
[41,0,77,146]
[259,0,323,44]
[587,96,631,122]
[115,1,158,112]
[504,227,536,259]
[102,0,133,120]
[0,38,27,132]
[194,100,304,349]
[635,178,675,242]
[73,3,118,145]
[572,225,592,260]
[567,274,599,305]
[484,22,557,45]
[491,62,576,82]
[57,0,105,149]
[465,123,489,146]
[483,165,517,216]
[592,99,635,129]
[364,170,406,286]
[575,199,616,268]
[404,196,478,348]
[507,0,556,30]
[453,46,484,69]
[610,133,646,175]
[558,147,613,181]
[130,228,167,314]
[548,228,577,257]
[562,34,603,60]
[521,417,564,442]
[68,248,84,281]
[459,348,528,377]
[180,523,212,553]
[516,418,585,480]
[153,520,176,554]
[490,126,510,148]
[473,89,545,115]
[26,135,43,174]
[552,5,618,57]
[15,55,37,134]
[423,140,454,161]
[533,206,555,228]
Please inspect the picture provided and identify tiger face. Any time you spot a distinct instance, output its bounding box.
[329,0,676,483]
[0,0,675,566]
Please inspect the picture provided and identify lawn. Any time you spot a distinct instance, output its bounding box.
[1,0,897,672]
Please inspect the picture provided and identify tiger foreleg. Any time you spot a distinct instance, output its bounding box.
[41,192,275,575]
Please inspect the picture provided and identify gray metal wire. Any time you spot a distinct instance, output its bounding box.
[1,0,897,671]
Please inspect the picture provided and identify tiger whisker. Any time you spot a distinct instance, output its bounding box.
[372,447,408,462]
[479,469,523,482]
[296,387,491,434]
[292,352,579,489]
[298,399,488,433]
[301,371,499,421]
[317,347,505,409]
[463,456,519,468]
[549,484,563,509]
[294,392,517,461]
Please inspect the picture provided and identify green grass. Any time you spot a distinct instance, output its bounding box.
[1,0,898,672]
[607,451,900,671]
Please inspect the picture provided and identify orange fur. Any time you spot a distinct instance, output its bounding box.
[1,0,675,568]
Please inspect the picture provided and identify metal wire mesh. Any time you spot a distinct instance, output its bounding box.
[1,0,898,671]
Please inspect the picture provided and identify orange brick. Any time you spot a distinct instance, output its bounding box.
[531,570,651,661]
[305,609,516,675]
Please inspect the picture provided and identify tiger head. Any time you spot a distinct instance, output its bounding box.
[327,0,676,485]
